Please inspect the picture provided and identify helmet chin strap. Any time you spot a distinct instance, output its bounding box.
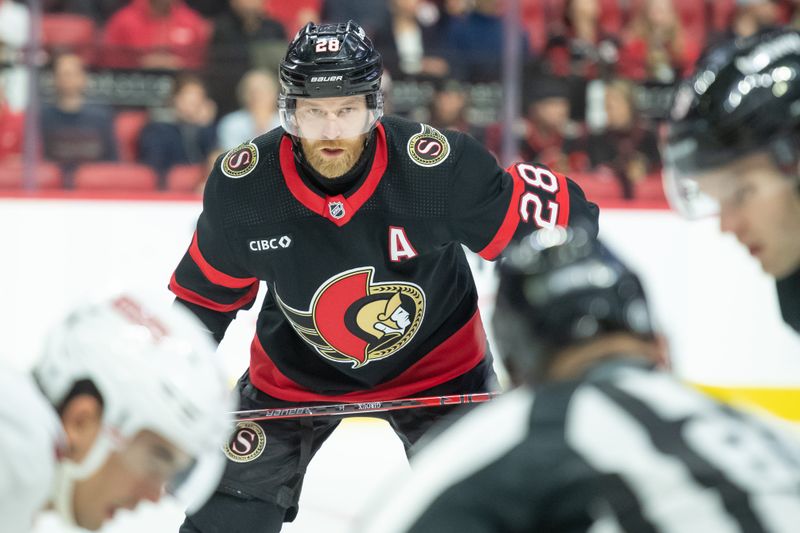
[52,430,116,527]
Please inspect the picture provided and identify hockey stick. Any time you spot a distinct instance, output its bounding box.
[232,392,500,421]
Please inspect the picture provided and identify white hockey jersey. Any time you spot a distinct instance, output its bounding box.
[0,367,62,533]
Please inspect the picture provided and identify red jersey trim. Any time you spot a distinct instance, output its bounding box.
[249,310,487,402]
[169,273,258,312]
[189,231,258,289]
[555,172,571,226]
[478,169,525,261]
[278,123,389,227]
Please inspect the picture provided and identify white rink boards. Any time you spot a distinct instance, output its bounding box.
[0,197,797,532]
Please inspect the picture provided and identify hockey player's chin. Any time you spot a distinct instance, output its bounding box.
[307,150,358,179]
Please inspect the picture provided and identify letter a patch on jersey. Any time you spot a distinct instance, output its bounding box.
[389,226,418,262]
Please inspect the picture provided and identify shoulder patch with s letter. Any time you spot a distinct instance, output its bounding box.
[407,124,450,167]
[221,142,259,178]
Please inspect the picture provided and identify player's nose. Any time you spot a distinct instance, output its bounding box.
[719,203,743,236]
[320,117,342,140]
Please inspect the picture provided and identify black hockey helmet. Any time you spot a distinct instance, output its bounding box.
[278,21,384,139]
[280,20,382,98]
[491,227,654,383]
[664,28,800,218]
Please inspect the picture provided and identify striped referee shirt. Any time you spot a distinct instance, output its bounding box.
[358,360,800,532]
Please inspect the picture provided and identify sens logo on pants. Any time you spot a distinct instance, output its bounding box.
[223,421,266,463]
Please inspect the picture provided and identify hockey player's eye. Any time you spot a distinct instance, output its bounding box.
[339,107,355,116]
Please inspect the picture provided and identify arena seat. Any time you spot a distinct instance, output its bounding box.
[568,172,625,200]
[633,175,667,201]
[166,164,205,192]
[0,160,63,189]
[114,111,148,163]
[41,14,97,62]
[73,162,157,191]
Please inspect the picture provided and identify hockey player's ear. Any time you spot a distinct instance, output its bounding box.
[60,394,102,462]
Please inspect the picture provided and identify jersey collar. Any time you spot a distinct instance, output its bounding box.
[279,122,388,227]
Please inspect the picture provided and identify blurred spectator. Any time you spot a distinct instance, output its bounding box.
[587,78,660,198]
[371,0,449,80]
[427,79,475,135]
[541,0,618,80]
[724,0,781,41]
[321,0,391,35]
[511,76,588,173]
[617,0,700,83]
[139,74,216,186]
[101,0,211,70]
[0,0,30,111]
[184,0,230,17]
[42,0,126,22]
[0,83,23,162]
[209,0,286,116]
[216,69,280,151]
[264,0,321,37]
[446,0,530,81]
[40,53,118,186]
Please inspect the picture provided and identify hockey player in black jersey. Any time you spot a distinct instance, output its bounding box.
[170,20,598,533]
[664,28,800,334]
[359,228,800,533]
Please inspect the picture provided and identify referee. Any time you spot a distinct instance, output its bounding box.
[359,228,800,533]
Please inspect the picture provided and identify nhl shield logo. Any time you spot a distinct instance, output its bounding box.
[328,201,346,220]
[223,421,266,463]
[407,124,450,167]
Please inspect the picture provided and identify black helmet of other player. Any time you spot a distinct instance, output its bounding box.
[279,21,384,140]
[491,228,654,383]
[664,28,800,218]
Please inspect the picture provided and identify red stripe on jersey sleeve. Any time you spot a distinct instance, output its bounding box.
[189,232,258,289]
[169,273,259,312]
[555,172,571,227]
[248,310,487,402]
[478,169,525,261]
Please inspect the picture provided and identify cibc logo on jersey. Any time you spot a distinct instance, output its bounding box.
[249,235,293,252]
[275,267,426,368]
[407,124,450,167]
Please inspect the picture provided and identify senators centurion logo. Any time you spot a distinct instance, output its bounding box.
[221,142,259,178]
[223,421,266,463]
[407,124,450,167]
[276,267,426,368]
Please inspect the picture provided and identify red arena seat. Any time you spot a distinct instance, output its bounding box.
[73,162,157,191]
[568,172,625,200]
[114,110,149,163]
[166,164,205,192]
[42,14,97,62]
[0,160,63,189]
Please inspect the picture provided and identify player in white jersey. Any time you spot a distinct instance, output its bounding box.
[358,228,800,533]
[0,294,234,532]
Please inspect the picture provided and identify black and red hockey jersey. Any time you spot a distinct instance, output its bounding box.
[170,116,599,402]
